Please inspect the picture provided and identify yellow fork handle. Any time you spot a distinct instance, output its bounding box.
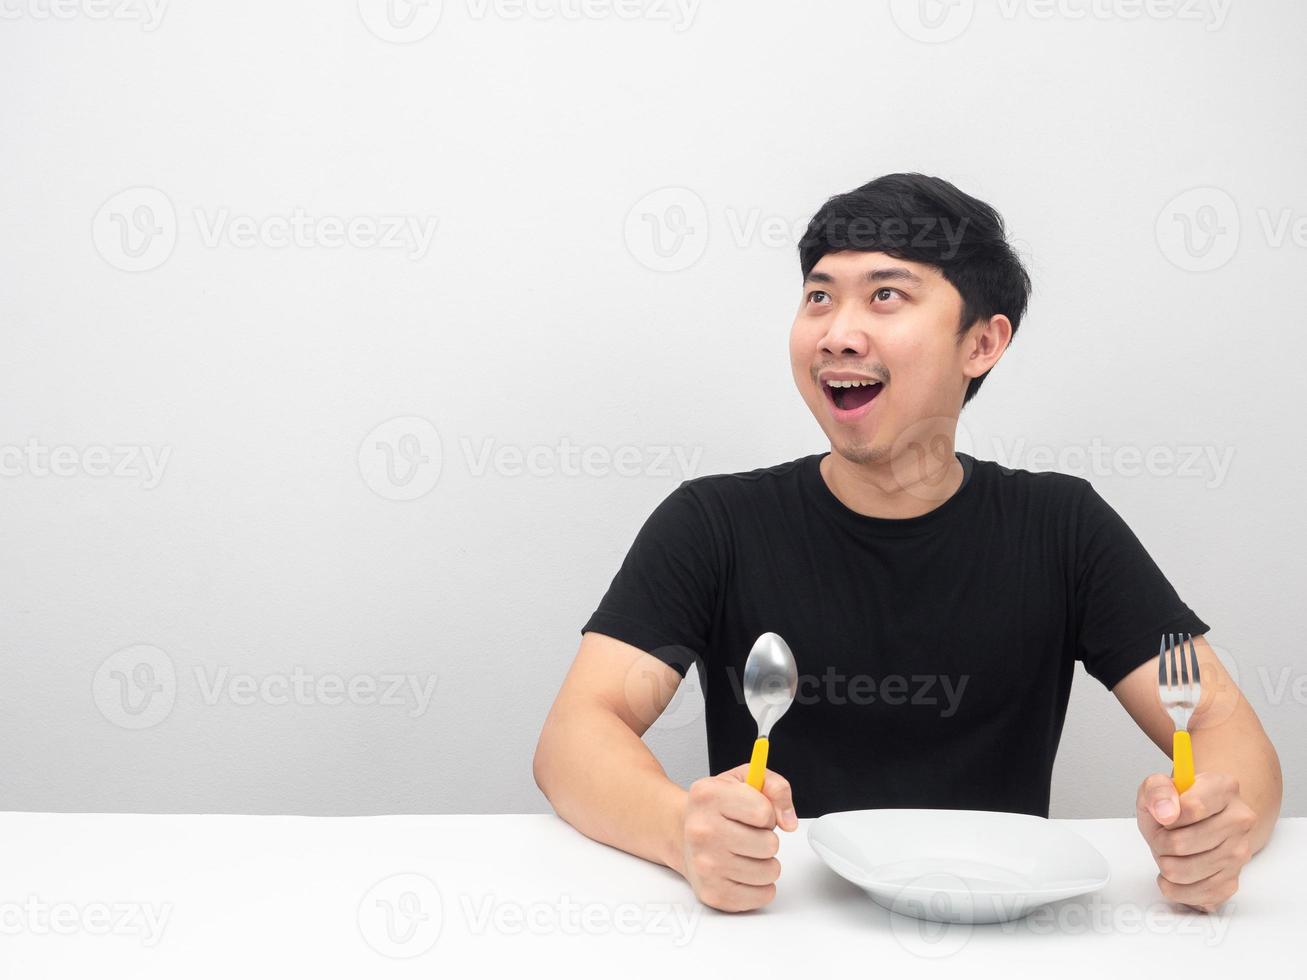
[1172,729,1195,795]
[746,737,769,791]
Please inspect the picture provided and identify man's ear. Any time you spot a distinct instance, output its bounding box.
[960,314,1013,380]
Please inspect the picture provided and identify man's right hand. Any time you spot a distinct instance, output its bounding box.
[677,763,799,912]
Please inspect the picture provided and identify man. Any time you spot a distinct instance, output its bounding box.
[533,173,1282,914]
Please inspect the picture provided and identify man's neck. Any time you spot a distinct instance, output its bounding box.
[820,446,966,520]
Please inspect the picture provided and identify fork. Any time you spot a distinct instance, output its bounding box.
[1158,632,1201,794]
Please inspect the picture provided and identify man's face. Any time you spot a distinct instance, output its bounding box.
[789,250,972,467]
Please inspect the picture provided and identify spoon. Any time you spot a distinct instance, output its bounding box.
[743,632,799,791]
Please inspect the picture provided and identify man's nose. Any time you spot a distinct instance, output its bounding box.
[819,307,870,357]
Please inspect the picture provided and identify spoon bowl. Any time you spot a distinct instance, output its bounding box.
[743,632,799,737]
[742,632,798,790]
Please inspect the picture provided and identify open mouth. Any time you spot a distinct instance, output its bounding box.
[822,378,884,415]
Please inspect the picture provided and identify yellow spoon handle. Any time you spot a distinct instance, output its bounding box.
[1172,729,1195,794]
[746,737,769,790]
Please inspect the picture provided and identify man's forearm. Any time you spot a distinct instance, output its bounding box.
[534,703,690,875]
[1191,725,1282,854]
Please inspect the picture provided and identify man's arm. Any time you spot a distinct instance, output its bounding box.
[532,631,691,873]
[533,631,800,912]
[1113,632,1282,912]
[1112,632,1283,853]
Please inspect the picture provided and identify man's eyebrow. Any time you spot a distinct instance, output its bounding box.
[803,267,925,287]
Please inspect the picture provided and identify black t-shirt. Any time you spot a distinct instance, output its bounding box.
[581,451,1209,819]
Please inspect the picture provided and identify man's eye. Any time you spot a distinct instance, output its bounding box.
[873,287,901,303]
[807,290,830,304]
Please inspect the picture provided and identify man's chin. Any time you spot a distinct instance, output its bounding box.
[832,439,890,467]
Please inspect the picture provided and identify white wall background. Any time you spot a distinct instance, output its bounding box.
[0,0,1301,818]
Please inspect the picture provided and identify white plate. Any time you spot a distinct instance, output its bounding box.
[808,808,1111,924]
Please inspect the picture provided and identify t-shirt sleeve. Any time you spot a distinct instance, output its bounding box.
[1073,480,1210,691]
[581,482,721,678]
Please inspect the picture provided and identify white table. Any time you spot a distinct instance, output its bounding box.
[0,813,1296,977]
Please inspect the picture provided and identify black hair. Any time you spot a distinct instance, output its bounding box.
[798,173,1032,406]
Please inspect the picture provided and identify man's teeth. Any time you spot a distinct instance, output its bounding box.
[825,379,881,388]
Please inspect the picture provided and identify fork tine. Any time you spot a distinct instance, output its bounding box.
[1158,634,1167,689]
[1178,634,1190,687]
[1187,633,1200,686]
